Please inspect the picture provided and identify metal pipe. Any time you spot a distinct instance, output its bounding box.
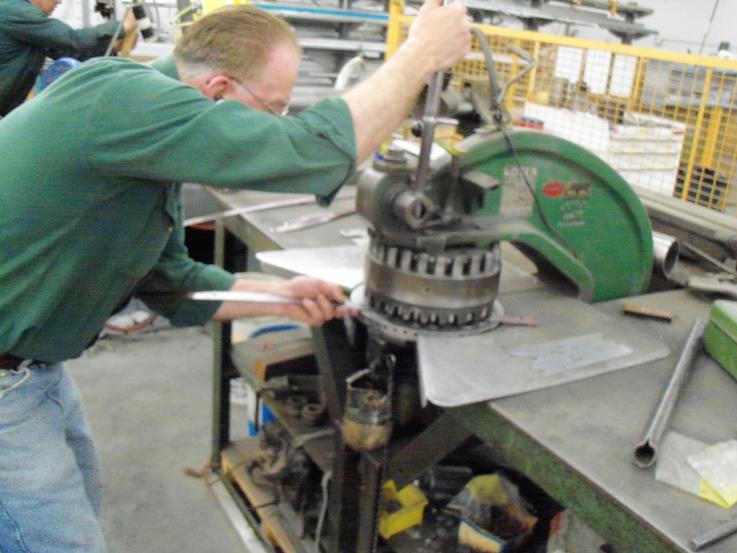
[652,231,679,280]
[633,318,706,469]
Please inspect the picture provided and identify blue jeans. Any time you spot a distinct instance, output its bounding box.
[0,362,106,553]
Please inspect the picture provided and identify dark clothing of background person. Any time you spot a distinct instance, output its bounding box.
[0,0,121,116]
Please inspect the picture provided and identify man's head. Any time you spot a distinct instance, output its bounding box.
[174,5,300,114]
[30,0,61,15]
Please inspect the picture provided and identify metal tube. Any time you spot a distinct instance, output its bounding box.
[633,317,706,468]
[652,231,679,280]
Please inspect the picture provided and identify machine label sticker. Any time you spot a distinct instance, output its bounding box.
[543,181,565,197]
[559,198,588,227]
[502,165,537,216]
[503,165,538,186]
[565,182,591,198]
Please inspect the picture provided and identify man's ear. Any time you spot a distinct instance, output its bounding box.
[201,75,230,101]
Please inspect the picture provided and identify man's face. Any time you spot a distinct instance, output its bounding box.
[226,42,299,115]
[30,0,61,15]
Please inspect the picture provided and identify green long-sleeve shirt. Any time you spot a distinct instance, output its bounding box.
[0,57,356,362]
[0,0,122,116]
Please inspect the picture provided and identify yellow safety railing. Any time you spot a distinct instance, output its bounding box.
[387,14,737,212]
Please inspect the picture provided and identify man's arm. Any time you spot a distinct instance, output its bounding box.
[0,4,135,58]
[342,0,471,162]
[83,0,467,200]
[211,276,354,327]
[133,193,351,328]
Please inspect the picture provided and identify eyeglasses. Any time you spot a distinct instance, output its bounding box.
[229,76,289,116]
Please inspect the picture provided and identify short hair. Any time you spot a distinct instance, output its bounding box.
[174,5,300,81]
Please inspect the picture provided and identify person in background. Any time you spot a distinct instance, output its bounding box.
[0,0,137,116]
[0,2,470,551]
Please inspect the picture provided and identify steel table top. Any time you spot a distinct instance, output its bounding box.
[207,185,737,553]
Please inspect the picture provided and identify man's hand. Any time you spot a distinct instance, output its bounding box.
[405,0,471,73]
[342,0,470,161]
[211,276,358,326]
[123,8,137,35]
[274,276,357,326]
[113,9,138,55]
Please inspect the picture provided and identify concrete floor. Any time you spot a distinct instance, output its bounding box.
[67,325,249,553]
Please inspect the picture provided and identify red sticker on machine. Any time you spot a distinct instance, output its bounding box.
[542,181,565,197]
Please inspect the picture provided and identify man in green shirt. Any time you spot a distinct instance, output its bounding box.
[0,2,470,551]
[0,0,137,116]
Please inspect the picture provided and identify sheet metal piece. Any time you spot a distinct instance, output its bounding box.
[416,290,670,407]
[272,207,356,234]
[257,246,367,290]
[183,195,316,227]
[633,317,706,469]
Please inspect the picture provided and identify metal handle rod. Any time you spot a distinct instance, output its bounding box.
[412,0,451,194]
[188,290,303,304]
[413,72,444,193]
[691,516,737,550]
[633,317,706,468]
[187,290,361,311]
[104,7,130,57]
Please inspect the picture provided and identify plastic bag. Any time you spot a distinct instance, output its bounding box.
[688,439,737,508]
[655,432,733,508]
[448,474,537,552]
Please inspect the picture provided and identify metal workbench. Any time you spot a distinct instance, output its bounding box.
[206,185,737,553]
